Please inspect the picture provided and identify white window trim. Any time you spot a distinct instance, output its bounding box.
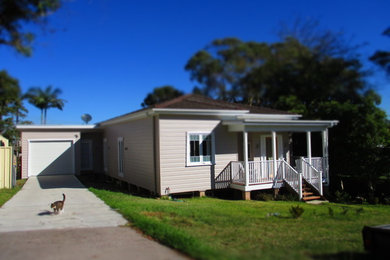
[186,131,215,167]
[117,137,124,177]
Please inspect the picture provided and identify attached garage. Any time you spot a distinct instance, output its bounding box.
[28,140,75,176]
[17,125,101,179]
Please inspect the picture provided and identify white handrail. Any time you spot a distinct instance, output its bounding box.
[231,161,245,184]
[296,157,328,184]
[299,158,323,196]
[281,159,302,199]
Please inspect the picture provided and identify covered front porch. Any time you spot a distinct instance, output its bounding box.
[216,115,338,200]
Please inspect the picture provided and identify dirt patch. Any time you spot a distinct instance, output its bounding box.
[142,211,168,219]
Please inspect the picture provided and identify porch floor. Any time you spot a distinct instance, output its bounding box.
[230,180,284,191]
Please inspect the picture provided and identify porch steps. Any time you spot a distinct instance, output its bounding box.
[302,183,323,202]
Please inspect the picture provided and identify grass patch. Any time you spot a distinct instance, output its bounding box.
[0,179,27,207]
[87,186,389,260]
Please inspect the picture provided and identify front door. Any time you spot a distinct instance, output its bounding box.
[260,135,284,179]
[260,135,284,160]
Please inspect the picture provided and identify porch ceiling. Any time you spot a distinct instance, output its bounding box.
[222,119,338,132]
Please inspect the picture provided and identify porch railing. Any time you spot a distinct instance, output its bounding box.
[231,160,284,185]
[229,159,302,199]
[248,160,283,183]
[280,159,302,199]
[231,161,245,184]
[296,157,323,196]
[296,157,328,184]
[214,162,232,189]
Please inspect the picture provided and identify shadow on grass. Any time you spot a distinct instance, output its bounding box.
[312,251,386,260]
[76,173,154,198]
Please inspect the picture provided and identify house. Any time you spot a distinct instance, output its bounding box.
[17,94,338,200]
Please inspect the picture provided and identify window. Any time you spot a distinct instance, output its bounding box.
[117,137,124,176]
[187,132,214,166]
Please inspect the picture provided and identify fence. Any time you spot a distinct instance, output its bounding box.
[0,135,14,189]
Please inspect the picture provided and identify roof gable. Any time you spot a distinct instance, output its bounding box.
[151,94,291,115]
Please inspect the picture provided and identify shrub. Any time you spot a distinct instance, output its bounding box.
[254,192,274,201]
[276,193,299,201]
[355,207,364,215]
[289,205,304,219]
[367,193,379,205]
[341,206,349,215]
[333,190,353,203]
[328,207,334,217]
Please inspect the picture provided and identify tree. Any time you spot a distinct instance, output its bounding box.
[185,38,269,102]
[370,27,390,75]
[0,0,61,56]
[24,86,65,124]
[141,86,184,107]
[0,70,27,140]
[185,31,390,197]
[185,37,366,111]
[314,91,390,195]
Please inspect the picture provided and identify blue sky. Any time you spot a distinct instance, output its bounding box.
[1,0,389,124]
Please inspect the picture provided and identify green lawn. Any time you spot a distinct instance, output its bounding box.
[0,179,26,207]
[89,187,390,260]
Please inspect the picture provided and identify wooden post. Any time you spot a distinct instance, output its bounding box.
[243,131,249,186]
[272,131,277,179]
[199,191,206,197]
[242,191,251,200]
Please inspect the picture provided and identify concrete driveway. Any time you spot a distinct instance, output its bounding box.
[0,227,188,260]
[0,175,187,260]
[0,175,127,232]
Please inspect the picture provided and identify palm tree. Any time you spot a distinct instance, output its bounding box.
[24,86,66,124]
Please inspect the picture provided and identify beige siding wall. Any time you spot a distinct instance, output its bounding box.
[103,117,155,192]
[20,131,81,179]
[159,116,238,194]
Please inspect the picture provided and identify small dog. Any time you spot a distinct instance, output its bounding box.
[51,193,66,214]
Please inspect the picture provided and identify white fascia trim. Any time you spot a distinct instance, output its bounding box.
[243,119,339,126]
[151,108,250,116]
[99,110,151,126]
[237,114,302,120]
[222,119,339,128]
[16,125,97,130]
[99,108,251,126]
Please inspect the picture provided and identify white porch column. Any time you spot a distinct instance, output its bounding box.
[243,131,249,186]
[272,131,277,178]
[306,131,312,182]
[322,129,329,184]
[306,131,312,164]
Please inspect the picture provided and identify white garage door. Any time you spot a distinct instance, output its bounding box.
[29,140,75,176]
